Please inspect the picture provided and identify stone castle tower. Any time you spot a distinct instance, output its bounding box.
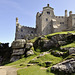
[15,4,75,40]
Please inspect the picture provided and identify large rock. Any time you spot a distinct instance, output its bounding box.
[58,41,66,46]
[10,56,21,62]
[12,49,25,56]
[26,50,34,56]
[26,43,33,49]
[43,40,55,49]
[69,48,75,55]
[12,39,26,49]
[51,58,75,74]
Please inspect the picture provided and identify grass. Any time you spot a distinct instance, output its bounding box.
[45,31,75,38]
[29,37,38,43]
[30,53,63,65]
[5,55,37,67]
[17,65,55,75]
[61,41,75,48]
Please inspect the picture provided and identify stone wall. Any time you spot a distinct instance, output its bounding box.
[54,16,68,32]
[15,23,36,40]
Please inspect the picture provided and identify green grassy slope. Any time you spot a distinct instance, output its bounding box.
[17,65,55,75]
[4,31,75,75]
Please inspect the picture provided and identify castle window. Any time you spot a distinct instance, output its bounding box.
[60,22,64,24]
[31,31,33,33]
[46,18,48,21]
[21,35,23,38]
[47,12,50,15]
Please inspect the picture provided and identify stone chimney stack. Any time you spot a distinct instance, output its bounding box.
[16,17,18,23]
[47,4,49,7]
[69,11,72,16]
[65,10,67,17]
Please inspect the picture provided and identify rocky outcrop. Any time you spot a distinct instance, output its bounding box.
[33,33,75,51]
[10,33,75,62]
[26,50,34,56]
[11,39,26,48]
[10,39,34,62]
[25,43,34,57]
[26,43,33,49]
[61,47,75,55]
[10,39,26,62]
[69,48,75,55]
[51,58,75,74]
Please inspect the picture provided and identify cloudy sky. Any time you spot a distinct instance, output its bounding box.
[0,0,75,46]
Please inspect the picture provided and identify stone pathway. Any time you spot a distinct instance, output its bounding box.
[0,66,17,75]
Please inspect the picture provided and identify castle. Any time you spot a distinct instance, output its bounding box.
[15,4,75,40]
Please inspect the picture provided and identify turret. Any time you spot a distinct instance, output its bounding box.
[69,11,72,16]
[65,10,67,17]
[16,17,18,23]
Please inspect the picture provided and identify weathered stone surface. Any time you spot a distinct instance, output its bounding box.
[39,51,50,57]
[69,48,75,54]
[60,47,70,51]
[10,56,21,62]
[12,39,26,49]
[43,40,55,49]
[51,58,75,73]
[26,43,33,49]
[51,51,64,57]
[26,50,34,56]
[12,49,25,55]
[58,41,66,46]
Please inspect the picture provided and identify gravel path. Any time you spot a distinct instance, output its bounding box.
[0,66,17,75]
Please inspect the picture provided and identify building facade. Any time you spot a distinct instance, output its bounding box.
[15,4,75,40]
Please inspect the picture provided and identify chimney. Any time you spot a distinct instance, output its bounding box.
[69,11,72,16]
[65,10,67,17]
[47,4,49,7]
[16,17,18,23]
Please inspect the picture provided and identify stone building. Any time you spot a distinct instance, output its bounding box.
[15,4,75,40]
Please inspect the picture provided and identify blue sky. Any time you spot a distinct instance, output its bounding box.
[0,0,75,46]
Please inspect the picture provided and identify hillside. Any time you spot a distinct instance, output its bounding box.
[1,31,75,75]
